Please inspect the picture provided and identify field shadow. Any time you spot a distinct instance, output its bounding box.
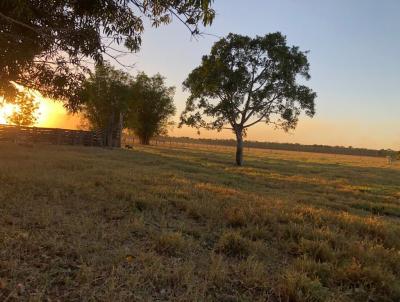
[127,145,400,217]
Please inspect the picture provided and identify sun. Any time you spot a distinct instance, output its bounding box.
[32,94,50,126]
[0,95,44,126]
[0,90,57,127]
[1,87,82,129]
[32,95,74,128]
[0,103,18,125]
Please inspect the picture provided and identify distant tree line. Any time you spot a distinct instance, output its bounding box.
[160,137,398,158]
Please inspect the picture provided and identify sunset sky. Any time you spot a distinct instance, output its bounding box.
[2,0,399,150]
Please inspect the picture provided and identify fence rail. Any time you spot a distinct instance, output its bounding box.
[0,124,102,146]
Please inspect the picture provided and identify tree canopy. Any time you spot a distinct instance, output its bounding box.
[80,65,176,147]
[7,91,39,126]
[180,32,317,165]
[127,73,176,144]
[79,63,133,147]
[0,0,215,108]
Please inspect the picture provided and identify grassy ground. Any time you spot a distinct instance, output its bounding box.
[0,142,399,301]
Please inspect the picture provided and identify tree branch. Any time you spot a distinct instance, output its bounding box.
[240,64,257,125]
[0,12,42,35]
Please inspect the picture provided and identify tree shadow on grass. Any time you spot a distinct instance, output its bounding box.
[127,146,400,218]
[136,145,399,189]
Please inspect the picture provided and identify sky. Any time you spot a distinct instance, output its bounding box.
[17,0,400,149]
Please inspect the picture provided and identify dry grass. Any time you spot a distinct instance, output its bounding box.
[0,142,399,301]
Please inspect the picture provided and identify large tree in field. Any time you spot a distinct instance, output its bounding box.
[127,73,176,145]
[80,64,132,148]
[0,0,215,108]
[180,33,317,166]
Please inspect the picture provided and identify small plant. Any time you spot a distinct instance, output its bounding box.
[216,231,250,259]
[187,206,202,221]
[299,239,335,263]
[333,258,400,301]
[277,270,330,302]
[134,199,151,212]
[224,207,247,228]
[155,232,186,256]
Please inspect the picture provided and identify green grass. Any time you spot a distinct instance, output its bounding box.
[0,142,399,301]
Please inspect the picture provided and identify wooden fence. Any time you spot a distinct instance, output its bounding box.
[0,124,102,146]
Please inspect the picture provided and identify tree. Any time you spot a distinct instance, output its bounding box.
[127,73,176,145]
[7,91,39,126]
[180,33,317,166]
[0,0,215,108]
[80,63,132,147]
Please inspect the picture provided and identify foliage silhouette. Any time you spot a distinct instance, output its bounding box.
[79,63,132,147]
[0,0,215,108]
[127,73,176,145]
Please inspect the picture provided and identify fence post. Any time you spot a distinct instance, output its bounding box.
[32,127,36,143]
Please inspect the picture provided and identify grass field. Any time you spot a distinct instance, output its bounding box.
[1,143,399,301]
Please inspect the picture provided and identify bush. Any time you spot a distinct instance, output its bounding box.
[155,232,186,256]
[224,207,247,228]
[216,231,250,259]
[277,270,330,302]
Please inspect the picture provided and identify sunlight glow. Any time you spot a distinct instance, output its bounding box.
[33,96,82,130]
[30,94,81,129]
[0,103,16,124]
[0,88,81,129]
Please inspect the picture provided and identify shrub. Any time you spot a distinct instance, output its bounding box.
[216,231,250,259]
[155,232,186,256]
[224,207,247,228]
[299,239,335,263]
[333,258,400,301]
[277,270,330,302]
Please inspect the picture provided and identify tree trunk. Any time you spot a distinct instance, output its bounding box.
[113,111,123,148]
[139,135,150,145]
[235,129,244,166]
[106,126,113,148]
[105,110,115,148]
